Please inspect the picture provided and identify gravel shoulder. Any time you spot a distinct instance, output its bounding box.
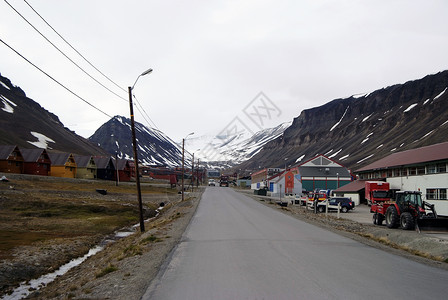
[19,188,203,300]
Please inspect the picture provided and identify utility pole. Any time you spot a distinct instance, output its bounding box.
[129,86,145,232]
[191,153,194,192]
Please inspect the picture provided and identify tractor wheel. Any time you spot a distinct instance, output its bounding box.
[377,214,384,226]
[386,206,399,228]
[400,212,415,230]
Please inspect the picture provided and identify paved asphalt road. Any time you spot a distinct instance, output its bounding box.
[143,187,448,300]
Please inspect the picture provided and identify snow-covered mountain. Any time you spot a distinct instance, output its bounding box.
[237,70,448,172]
[186,122,291,169]
[89,116,190,167]
[0,73,108,155]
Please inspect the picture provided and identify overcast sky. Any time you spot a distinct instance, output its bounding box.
[2,0,448,151]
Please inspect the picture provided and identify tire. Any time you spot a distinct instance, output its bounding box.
[386,206,399,228]
[341,206,348,213]
[318,206,325,213]
[400,212,415,230]
[377,214,384,226]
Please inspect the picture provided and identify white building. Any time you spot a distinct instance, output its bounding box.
[355,142,448,216]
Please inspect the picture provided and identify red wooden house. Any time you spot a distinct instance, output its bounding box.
[21,148,51,176]
[0,145,24,174]
[114,159,132,182]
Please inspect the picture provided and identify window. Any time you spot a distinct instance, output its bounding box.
[427,165,437,174]
[427,189,447,200]
[417,166,426,175]
[408,167,417,176]
[437,163,446,173]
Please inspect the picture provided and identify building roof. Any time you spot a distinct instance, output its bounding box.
[21,148,50,163]
[299,166,351,177]
[94,156,115,169]
[0,145,17,159]
[355,141,448,172]
[334,180,367,193]
[74,155,95,168]
[48,152,73,166]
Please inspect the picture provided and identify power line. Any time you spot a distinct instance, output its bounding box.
[22,0,127,94]
[4,0,127,103]
[0,37,113,118]
[133,94,161,131]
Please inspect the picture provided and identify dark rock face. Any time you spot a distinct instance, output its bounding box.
[237,71,448,171]
[89,116,184,167]
[0,73,108,156]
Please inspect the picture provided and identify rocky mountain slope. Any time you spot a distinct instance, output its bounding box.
[0,73,108,156]
[237,71,448,172]
[89,116,186,167]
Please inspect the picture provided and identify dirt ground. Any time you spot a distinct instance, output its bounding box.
[2,186,448,299]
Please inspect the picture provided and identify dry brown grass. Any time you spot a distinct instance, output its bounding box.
[0,177,176,260]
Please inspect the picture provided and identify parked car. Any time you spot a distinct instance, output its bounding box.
[208,179,216,186]
[316,197,355,213]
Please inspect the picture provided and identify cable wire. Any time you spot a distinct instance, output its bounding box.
[22,0,127,94]
[0,37,113,118]
[4,0,127,103]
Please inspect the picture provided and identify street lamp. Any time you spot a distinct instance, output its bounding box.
[182,132,194,201]
[129,68,153,232]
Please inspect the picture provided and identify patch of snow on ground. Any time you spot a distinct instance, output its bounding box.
[295,154,305,163]
[362,114,372,122]
[330,106,349,131]
[339,154,349,160]
[0,81,10,89]
[324,149,333,156]
[27,132,55,149]
[328,149,342,159]
[352,93,367,98]
[376,144,383,149]
[361,133,373,144]
[356,154,374,164]
[1,95,16,113]
[433,87,447,100]
[391,148,397,152]
[421,130,434,139]
[423,98,431,105]
[442,120,448,126]
[404,103,418,113]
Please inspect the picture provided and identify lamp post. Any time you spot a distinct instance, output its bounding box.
[129,68,152,232]
[182,132,194,201]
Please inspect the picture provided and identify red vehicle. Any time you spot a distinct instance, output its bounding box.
[365,181,390,205]
[371,191,448,231]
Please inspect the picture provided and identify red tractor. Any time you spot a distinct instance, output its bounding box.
[372,191,448,231]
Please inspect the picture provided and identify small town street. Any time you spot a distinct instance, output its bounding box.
[143,187,448,300]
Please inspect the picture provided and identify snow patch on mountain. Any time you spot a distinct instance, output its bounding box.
[27,132,55,149]
[189,122,292,165]
[1,95,16,113]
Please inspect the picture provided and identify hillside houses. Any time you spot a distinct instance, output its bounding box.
[0,145,137,183]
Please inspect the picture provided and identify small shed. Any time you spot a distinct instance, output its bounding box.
[0,145,24,174]
[74,155,97,179]
[21,148,51,176]
[333,180,367,206]
[48,152,77,178]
